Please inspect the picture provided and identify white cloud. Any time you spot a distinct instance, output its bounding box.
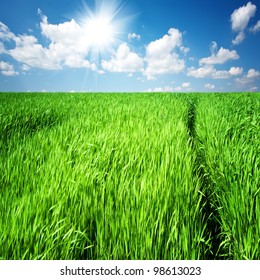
[1,16,188,80]
[14,34,38,47]
[229,67,243,76]
[199,43,239,65]
[212,70,232,79]
[187,65,243,79]
[0,61,13,71]
[210,41,218,54]
[9,35,62,70]
[249,86,258,91]
[3,71,18,76]
[247,68,260,79]
[232,32,245,45]
[39,16,96,69]
[40,18,85,50]
[146,28,182,57]
[231,2,257,44]
[0,61,18,76]
[144,53,185,80]
[231,2,256,32]
[143,28,186,80]
[64,55,96,70]
[204,83,215,90]
[0,21,15,41]
[37,8,44,18]
[0,42,5,54]
[250,20,260,33]
[182,82,190,88]
[101,43,143,73]
[21,64,30,71]
[1,14,97,71]
[187,66,215,78]
[180,46,190,54]
[235,68,260,86]
[146,86,173,92]
[128,33,141,41]
[174,83,193,91]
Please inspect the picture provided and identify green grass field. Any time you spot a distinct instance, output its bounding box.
[0,92,259,260]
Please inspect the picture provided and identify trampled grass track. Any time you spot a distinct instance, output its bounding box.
[195,94,260,259]
[0,92,259,259]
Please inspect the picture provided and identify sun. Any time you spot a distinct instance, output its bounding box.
[84,15,114,48]
[79,0,130,53]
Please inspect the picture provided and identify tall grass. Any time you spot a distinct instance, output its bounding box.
[0,92,258,259]
[195,93,260,259]
[0,92,208,260]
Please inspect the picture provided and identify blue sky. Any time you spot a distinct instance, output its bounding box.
[0,0,260,92]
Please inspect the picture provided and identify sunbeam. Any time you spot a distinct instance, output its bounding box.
[78,0,131,55]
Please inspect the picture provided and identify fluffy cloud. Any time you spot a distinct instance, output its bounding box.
[212,67,243,79]
[40,17,88,54]
[182,82,190,88]
[0,42,5,54]
[231,2,256,32]
[146,28,182,57]
[250,20,260,33]
[229,66,243,76]
[128,33,141,41]
[0,61,12,70]
[177,82,192,91]
[143,28,186,80]
[187,66,214,78]
[21,64,30,71]
[180,46,190,54]
[199,42,239,65]
[0,22,15,41]
[0,61,18,76]
[235,68,260,87]
[144,53,185,80]
[231,2,257,45]
[63,54,96,70]
[0,13,96,71]
[246,68,260,79]
[188,41,242,80]
[8,34,62,70]
[174,86,181,91]
[249,86,258,92]
[1,14,190,80]
[39,15,96,69]
[204,83,215,90]
[232,32,246,45]
[146,86,173,92]
[101,43,143,73]
[174,85,193,92]
[187,66,243,79]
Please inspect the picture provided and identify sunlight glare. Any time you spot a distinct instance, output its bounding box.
[84,15,114,47]
[79,0,129,52]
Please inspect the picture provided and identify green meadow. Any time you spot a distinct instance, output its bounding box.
[0,92,259,260]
